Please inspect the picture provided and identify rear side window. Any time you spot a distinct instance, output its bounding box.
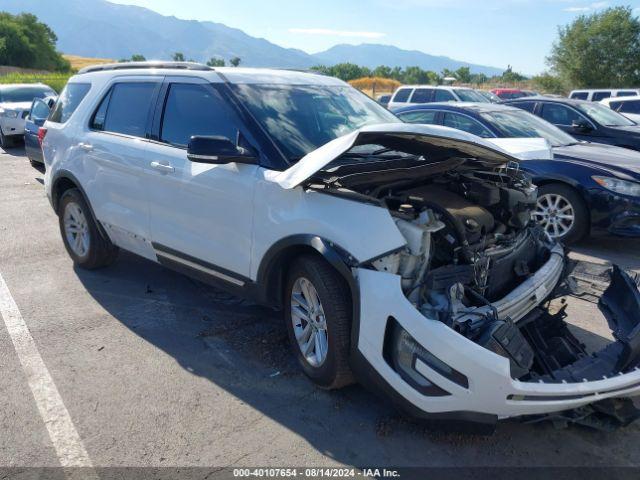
[608,101,622,111]
[160,83,238,147]
[392,89,412,103]
[570,92,588,100]
[513,101,536,113]
[619,100,640,114]
[434,89,455,102]
[398,110,438,124]
[410,88,433,103]
[92,83,156,138]
[49,83,91,123]
[592,91,611,101]
[617,91,637,97]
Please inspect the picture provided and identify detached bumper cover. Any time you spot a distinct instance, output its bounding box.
[354,249,640,419]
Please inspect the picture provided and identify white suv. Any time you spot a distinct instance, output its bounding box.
[0,83,56,149]
[387,85,489,111]
[43,62,640,430]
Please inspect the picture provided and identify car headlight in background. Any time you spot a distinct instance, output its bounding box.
[0,110,18,118]
[592,176,640,197]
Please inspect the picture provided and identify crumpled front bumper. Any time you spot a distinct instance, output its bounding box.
[354,247,640,419]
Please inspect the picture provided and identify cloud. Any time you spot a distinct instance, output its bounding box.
[288,28,386,39]
[563,1,608,12]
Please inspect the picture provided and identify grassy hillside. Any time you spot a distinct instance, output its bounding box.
[63,54,113,70]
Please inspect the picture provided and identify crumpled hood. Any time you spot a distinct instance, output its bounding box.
[270,124,551,189]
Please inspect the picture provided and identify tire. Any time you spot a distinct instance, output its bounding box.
[284,254,354,389]
[0,129,13,150]
[534,183,589,244]
[58,188,119,269]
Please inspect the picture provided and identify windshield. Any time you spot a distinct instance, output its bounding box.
[575,102,636,127]
[0,86,55,103]
[232,84,400,162]
[455,89,490,103]
[481,109,578,147]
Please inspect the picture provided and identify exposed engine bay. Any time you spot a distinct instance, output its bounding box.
[307,134,640,428]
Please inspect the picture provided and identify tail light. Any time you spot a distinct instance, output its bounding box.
[37,127,48,147]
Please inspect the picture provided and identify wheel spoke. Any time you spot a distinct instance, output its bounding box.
[296,323,312,342]
[303,330,316,357]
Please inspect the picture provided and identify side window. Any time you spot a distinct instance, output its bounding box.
[398,110,438,124]
[410,88,433,103]
[160,83,239,148]
[608,101,622,111]
[617,91,637,97]
[619,100,640,114]
[98,83,156,138]
[434,90,455,102]
[541,103,583,126]
[592,91,611,101]
[570,92,588,100]
[30,99,51,120]
[49,83,91,124]
[443,112,493,138]
[513,101,536,113]
[392,88,412,103]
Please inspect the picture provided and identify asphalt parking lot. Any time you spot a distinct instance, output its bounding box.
[2,144,640,470]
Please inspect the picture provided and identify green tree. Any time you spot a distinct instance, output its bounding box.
[500,65,527,83]
[206,58,225,67]
[531,72,568,95]
[470,72,488,84]
[373,65,392,78]
[229,56,242,67]
[172,52,185,61]
[130,54,146,61]
[454,66,472,83]
[548,6,640,88]
[0,12,69,71]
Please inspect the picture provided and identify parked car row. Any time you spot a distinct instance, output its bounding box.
[34,62,640,430]
[0,83,56,149]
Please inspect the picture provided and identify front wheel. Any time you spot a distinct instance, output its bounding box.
[0,130,13,150]
[533,184,588,244]
[284,255,354,389]
[58,188,119,269]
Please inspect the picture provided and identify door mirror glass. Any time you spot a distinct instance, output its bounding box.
[187,136,257,164]
[571,119,592,132]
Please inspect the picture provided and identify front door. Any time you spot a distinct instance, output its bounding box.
[144,78,258,283]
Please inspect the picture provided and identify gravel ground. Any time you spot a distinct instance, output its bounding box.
[1,145,640,470]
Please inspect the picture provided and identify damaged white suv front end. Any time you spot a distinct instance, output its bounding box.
[272,123,640,429]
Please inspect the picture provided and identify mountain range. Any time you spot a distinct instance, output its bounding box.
[3,0,504,75]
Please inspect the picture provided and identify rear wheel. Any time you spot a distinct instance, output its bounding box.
[58,188,119,269]
[284,255,354,389]
[533,184,588,244]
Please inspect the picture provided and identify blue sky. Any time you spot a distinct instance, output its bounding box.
[110,0,640,74]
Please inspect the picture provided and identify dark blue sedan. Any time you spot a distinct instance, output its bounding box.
[395,102,640,243]
[24,96,56,167]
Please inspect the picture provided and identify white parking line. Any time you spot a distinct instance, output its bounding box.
[0,271,93,467]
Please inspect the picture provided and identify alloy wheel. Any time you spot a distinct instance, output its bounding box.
[533,193,575,239]
[290,277,328,367]
[63,202,90,257]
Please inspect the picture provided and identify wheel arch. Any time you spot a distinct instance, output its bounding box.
[256,235,359,310]
[534,178,592,235]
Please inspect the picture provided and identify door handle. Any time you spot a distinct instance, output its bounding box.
[78,142,93,152]
[150,161,175,173]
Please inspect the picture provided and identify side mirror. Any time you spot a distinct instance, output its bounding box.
[571,119,592,132]
[187,136,257,165]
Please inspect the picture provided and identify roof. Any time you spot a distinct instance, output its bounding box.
[394,101,521,114]
[505,95,590,106]
[395,85,475,90]
[0,83,52,90]
[570,88,640,93]
[73,61,346,87]
[601,96,640,104]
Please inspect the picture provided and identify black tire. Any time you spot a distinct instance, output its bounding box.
[58,188,119,269]
[536,183,589,244]
[0,130,13,149]
[284,254,354,389]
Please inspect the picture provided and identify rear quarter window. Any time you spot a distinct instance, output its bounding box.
[49,83,91,124]
[570,92,588,100]
[591,91,611,101]
[392,88,412,103]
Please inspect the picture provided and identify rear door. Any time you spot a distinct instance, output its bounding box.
[144,76,258,282]
[82,77,162,259]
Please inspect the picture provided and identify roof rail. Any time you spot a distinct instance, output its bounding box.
[77,61,214,74]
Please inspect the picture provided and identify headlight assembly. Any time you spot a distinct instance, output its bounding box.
[592,176,640,197]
